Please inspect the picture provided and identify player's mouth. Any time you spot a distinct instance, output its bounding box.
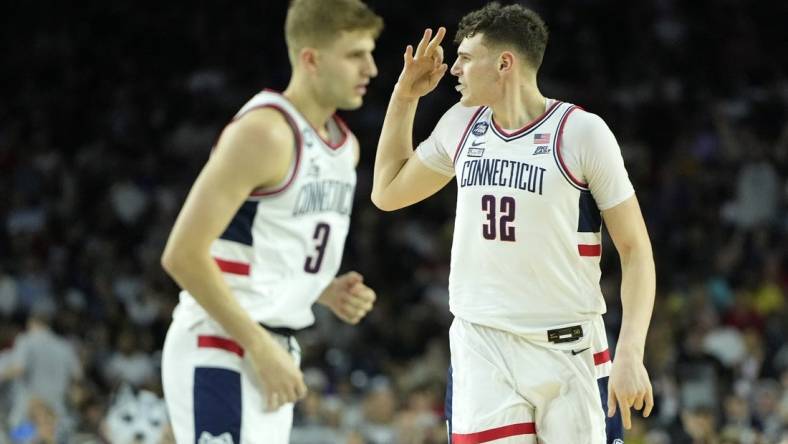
[355,82,369,95]
[455,83,465,92]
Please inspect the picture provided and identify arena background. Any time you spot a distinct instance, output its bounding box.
[0,0,786,442]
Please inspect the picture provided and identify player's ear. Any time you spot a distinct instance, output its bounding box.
[498,51,514,73]
[299,47,320,74]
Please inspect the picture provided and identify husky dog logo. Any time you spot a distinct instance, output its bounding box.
[471,121,489,136]
[103,385,169,444]
[198,431,234,444]
[613,439,624,444]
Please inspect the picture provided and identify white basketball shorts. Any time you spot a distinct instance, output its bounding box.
[162,313,300,444]
[446,316,615,444]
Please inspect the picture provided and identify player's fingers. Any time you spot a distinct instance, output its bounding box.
[607,388,617,417]
[267,392,282,411]
[425,27,447,55]
[643,385,654,417]
[404,45,414,63]
[415,29,433,57]
[342,271,363,285]
[295,380,308,400]
[433,45,444,67]
[350,284,376,304]
[619,398,632,429]
[633,392,645,411]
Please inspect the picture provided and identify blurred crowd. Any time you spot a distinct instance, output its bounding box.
[1,0,786,443]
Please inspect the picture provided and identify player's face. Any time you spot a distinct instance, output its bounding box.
[315,30,378,110]
[450,34,502,106]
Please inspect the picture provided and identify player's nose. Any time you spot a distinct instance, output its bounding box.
[450,59,462,77]
[365,54,378,78]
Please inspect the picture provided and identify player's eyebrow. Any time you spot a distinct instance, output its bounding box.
[457,50,471,57]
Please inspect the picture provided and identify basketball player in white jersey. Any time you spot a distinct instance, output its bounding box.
[159,1,382,442]
[372,3,655,443]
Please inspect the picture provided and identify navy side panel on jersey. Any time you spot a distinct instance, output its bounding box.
[578,191,602,233]
[220,201,258,246]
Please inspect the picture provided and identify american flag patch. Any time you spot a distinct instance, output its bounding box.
[534,133,550,144]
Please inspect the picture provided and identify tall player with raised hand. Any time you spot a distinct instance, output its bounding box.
[373,3,655,443]
[160,0,381,442]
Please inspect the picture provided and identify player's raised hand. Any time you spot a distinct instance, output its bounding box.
[318,271,376,324]
[607,352,654,429]
[248,335,307,412]
[394,27,449,100]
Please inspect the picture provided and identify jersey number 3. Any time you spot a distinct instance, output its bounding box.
[304,222,331,273]
[481,195,516,241]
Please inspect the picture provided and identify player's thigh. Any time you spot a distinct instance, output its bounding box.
[526,345,606,443]
[448,319,537,443]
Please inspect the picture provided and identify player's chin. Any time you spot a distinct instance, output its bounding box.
[337,96,364,111]
[458,94,478,107]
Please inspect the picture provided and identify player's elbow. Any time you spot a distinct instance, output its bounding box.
[160,243,187,278]
[370,191,401,212]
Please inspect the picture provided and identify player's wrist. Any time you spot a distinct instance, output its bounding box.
[614,342,645,361]
[391,84,420,103]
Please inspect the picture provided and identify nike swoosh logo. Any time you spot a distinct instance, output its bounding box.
[571,347,590,356]
[471,141,485,147]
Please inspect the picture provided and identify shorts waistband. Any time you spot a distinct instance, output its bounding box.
[259,323,303,337]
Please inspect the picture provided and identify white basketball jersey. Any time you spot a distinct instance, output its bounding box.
[175,90,357,329]
[417,99,634,334]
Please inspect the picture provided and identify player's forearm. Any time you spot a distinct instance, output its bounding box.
[162,251,276,354]
[371,93,419,206]
[616,243,655,359]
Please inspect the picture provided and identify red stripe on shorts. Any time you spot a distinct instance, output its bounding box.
[452,422,536,443]
[214,257,250,275]
[197,336,245,357]
[594,349,611,365]
[578,244,602,256]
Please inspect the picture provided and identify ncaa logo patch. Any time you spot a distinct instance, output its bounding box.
[613,440,624,444]
[471,121,489,136]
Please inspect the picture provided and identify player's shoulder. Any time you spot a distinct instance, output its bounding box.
[560,104,611,135]
[227,106,295,151]
[435,102,485,131]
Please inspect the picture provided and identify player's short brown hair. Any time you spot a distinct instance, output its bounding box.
[455,2,548,70]
[285,0,383,59]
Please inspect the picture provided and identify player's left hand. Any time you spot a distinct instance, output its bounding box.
[607,351,653,429]
[318,271,376,324]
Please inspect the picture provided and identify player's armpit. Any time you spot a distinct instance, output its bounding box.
[371,155,452,211]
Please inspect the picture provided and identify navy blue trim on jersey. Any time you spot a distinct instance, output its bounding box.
[490,101,563,143]
[578,191,602,233]
[194,367,242,443]
[220,200,258,246]
[445,365,453,442]
[597,376,624,443]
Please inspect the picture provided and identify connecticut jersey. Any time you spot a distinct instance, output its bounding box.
[416,99,634,334]
[174,90,357,329]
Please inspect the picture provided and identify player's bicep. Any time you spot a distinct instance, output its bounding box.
[601,195,650,256]
[374,155,452,211]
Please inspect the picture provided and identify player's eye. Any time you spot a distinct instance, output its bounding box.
[122,414,133,423]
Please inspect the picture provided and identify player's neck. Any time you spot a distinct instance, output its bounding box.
[282,82,336,139]
[490,80,546,131]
